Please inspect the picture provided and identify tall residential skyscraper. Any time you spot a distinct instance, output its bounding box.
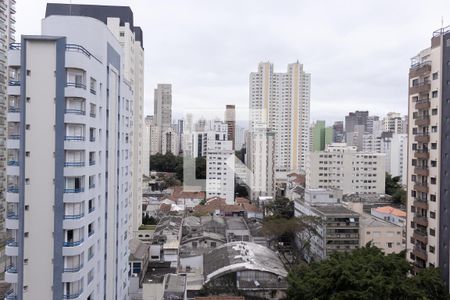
[224,104,236,149]
[46,0,145,246]
[249,62,311,175]
[382,112,405,134]
[311,120,332,151]
[332,121,344,143]
[0,0,16,263]
[154,83,172,153]
[406,26,450,287]
[345,111,369,133]
[4,7,142,299]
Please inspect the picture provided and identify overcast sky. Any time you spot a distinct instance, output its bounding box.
[16,0,450,125]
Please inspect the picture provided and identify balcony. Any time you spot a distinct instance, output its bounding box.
[89,137,95,142]
[413,216,429,227]
[415,98,431,110]
[414,197,428,210]
[414,115,430,126]
[8,134,20,140]
[410,61,431,78]
[64,188,84,194]
[414,166,429,177]
[8,80,20,87]
[63,289,83,300]
[8,106,19,113]
[414,133,430,143]
[414,149,429,159]
[4,289,17,300]
[412,245,428,261]
[63,239,84,247]
[7,160,19,166]
[64,162,85,167]
[413,229,428,244]
[63,264,83,273]
[6,211,18,220]
[409,80,431,95]
[7,186,18,194]
[5,240,18,256]
[88,207,95,214]
[66,82,86,90]
[5,265,18,283]
[89,160,95,166]
[63,213,84,220]
[64,136,85,142]
[414,182,429,193]
[65,109,85,115]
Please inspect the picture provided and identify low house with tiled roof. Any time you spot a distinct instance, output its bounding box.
[371,206,406,227]
[171,186,206,210]
[192,197,263,219]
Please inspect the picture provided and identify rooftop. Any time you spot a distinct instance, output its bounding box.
[129,238,150,261]
[314,205,359,216]
[373,206,406,218]
[225,217,249,231]
[360,214,401,228]
[203,241,287,283]
[163,274,187,297]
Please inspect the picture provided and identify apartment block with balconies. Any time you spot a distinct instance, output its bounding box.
[407,26,450,289]
[4,12,134,300]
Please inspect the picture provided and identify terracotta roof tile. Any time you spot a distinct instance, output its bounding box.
[374,206,406,218]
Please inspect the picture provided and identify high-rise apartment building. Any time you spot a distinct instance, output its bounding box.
[224,105,236,149]
[249,62,311,176]
[0,0,16,271]
[205,122,235,204]
[406,26,450,287]
[143,116,151,177]
[4,6,143,298]
[154,83,172,153]
[332,121,344,143]
[311,120,332,151]
[383,112,405,134]
[306,144,385,195]
[46,2,145,234]
[345,111,369,133]
[246,128,275,201]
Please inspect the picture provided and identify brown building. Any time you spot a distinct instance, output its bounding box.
[225,104,236,148]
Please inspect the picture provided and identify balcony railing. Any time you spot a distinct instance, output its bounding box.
[90,112,96,118]
[89,137,95,142]
[64,162,85,167]
[63,264,83,273]
[88,231,94,237]
[63,213,84,220]
[6,265,17,273]
[64,136,85,141]
[4,289,17,300]
[8,106,20,113]
[8,134,20,140]
[66,43,101,63]
[89,183,95,189]
[90,88,96,95]
[6,240,18,247]
[7,160,19,166]
[9,43,21,50]
[66,82,86,89]
[64,188,84,194]
[7,212,18,219]
[411,61,432,70]
[63,289,83,300]
[88,207,95,213]
[7,186,19,193]
[65,109,86,115]
[89,160,95,166]
[63,239,84,247]
[8,80,20,86]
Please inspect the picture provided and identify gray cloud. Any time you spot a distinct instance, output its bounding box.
[16,0,450,126]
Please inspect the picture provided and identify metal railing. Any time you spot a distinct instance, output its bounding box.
[410,60,431,70]
[8,106,20,113]
[64,188,85,194]
[65,108,86,115]
[8,80,20,86]
[63,213,84,220]
[63,239,84,247]
[66,82,86,89]
[9,43,20,50]
[66,43,101,63]
[64,162,85,167]
[64,136,85,141]
[7,160,19,166]
[7,186,19,193]
[63,289,83,300]
[63,264,83,273]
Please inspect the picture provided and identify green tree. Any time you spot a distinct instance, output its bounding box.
[385,173,402,195]
[287,245,449,300]
[265,196,294,219]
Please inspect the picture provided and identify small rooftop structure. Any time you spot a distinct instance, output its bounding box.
[129,238,150,261]
[163,274,187,300]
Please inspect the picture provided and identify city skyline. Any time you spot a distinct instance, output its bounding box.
[16,0,450,123]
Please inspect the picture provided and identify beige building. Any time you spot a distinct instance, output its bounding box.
[306,143,385,195]
[359,214,404,254]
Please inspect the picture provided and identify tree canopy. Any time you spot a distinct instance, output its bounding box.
[265,196,294,219]
[150,153,205,183]
[287,245,449,300]
[385,173,406,205]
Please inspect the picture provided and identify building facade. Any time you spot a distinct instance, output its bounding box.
[249,62,311,176]
[306,144,385,195]
[154,83,172,154]
[4,9,137,299]
[310,120,332,152]
[224,104,235,149]
[332,121,344,143]
[406,26,450,287]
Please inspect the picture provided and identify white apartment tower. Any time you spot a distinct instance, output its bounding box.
[406,26,450,289]
[154,83,172,153]
[143,116,151,177]
[249,62,311,176]
[206,121,235,204]
[4,6,142,299]
[0,0,16,252]
[306,144,385,195]
[245,128,275,201]
[382,112,405,134]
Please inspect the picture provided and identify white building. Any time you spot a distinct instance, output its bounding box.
[161,126,179,155]
[245,128,275,201]
[4,5,140,299]
[382,112,405,134]
[154,83,172,153]
[143,116,151,177]
[206,122,235,204]
[249,62,311,177]
[306,143,385,195]
[147,115,160,156]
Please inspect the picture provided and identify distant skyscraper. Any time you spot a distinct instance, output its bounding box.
[311,120,332,151]
[332,121,344,143]
[345,111,369,133]
[154,83,172,153]
[4,5,141,298]
[249,62,311,175]
[224,104,236,149]
[382,112,405,134]
[406,26,450,288]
